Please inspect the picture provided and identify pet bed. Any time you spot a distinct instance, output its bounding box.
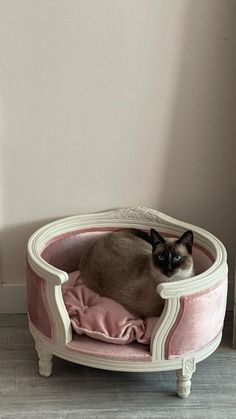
[27,207,227,397]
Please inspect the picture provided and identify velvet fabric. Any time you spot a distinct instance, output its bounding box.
[62,271,158,345]
[165,275,228,359]
[67,334,152,361]
[41,229,114,273]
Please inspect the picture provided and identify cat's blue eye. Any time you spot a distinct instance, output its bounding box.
[158,254,165,261]
[173,255,182,263]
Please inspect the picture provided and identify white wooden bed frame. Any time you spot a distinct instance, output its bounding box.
[27,207,228,397]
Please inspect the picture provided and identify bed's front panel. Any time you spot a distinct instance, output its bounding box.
[165,273,228,359]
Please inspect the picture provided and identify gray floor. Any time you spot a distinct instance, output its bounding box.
[0,314,235,419]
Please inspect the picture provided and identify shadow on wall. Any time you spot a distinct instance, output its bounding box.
[0,218,56,285]
[159,1,236,278]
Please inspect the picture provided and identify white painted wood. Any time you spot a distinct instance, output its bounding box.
[44,282,72,346]
[176,370,193,398]
[151,296,181,360]
[35,335,53,377]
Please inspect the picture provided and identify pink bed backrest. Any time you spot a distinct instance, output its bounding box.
[41,229,117,272]
[41,228,214,275]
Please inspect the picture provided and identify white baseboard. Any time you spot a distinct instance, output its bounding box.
[0,280,234,314]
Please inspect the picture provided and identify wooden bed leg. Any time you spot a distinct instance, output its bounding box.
[176,369,193,398]
[35,338,53,377]
[176,358,196,398]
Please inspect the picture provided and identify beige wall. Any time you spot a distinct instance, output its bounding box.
[0,1,235,305]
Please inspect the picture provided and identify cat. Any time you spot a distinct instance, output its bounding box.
[79,228,195,318]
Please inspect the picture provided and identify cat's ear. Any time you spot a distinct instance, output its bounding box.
[150,229,165,248]
[176,230,194,254]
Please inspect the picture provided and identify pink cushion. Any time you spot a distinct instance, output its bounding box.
[62,271,158,345]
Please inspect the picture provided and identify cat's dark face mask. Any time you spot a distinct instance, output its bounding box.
[150,229,194,279]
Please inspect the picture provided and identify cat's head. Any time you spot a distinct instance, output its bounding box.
[150,229,194,281]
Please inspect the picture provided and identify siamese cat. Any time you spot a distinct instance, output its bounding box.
[79,228,195,318]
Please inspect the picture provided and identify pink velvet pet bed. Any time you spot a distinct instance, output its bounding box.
[27,207,228,398]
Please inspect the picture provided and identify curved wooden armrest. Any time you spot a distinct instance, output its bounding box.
[27,255,69,286]
[157,263,228,300]
[27,219,71,286]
